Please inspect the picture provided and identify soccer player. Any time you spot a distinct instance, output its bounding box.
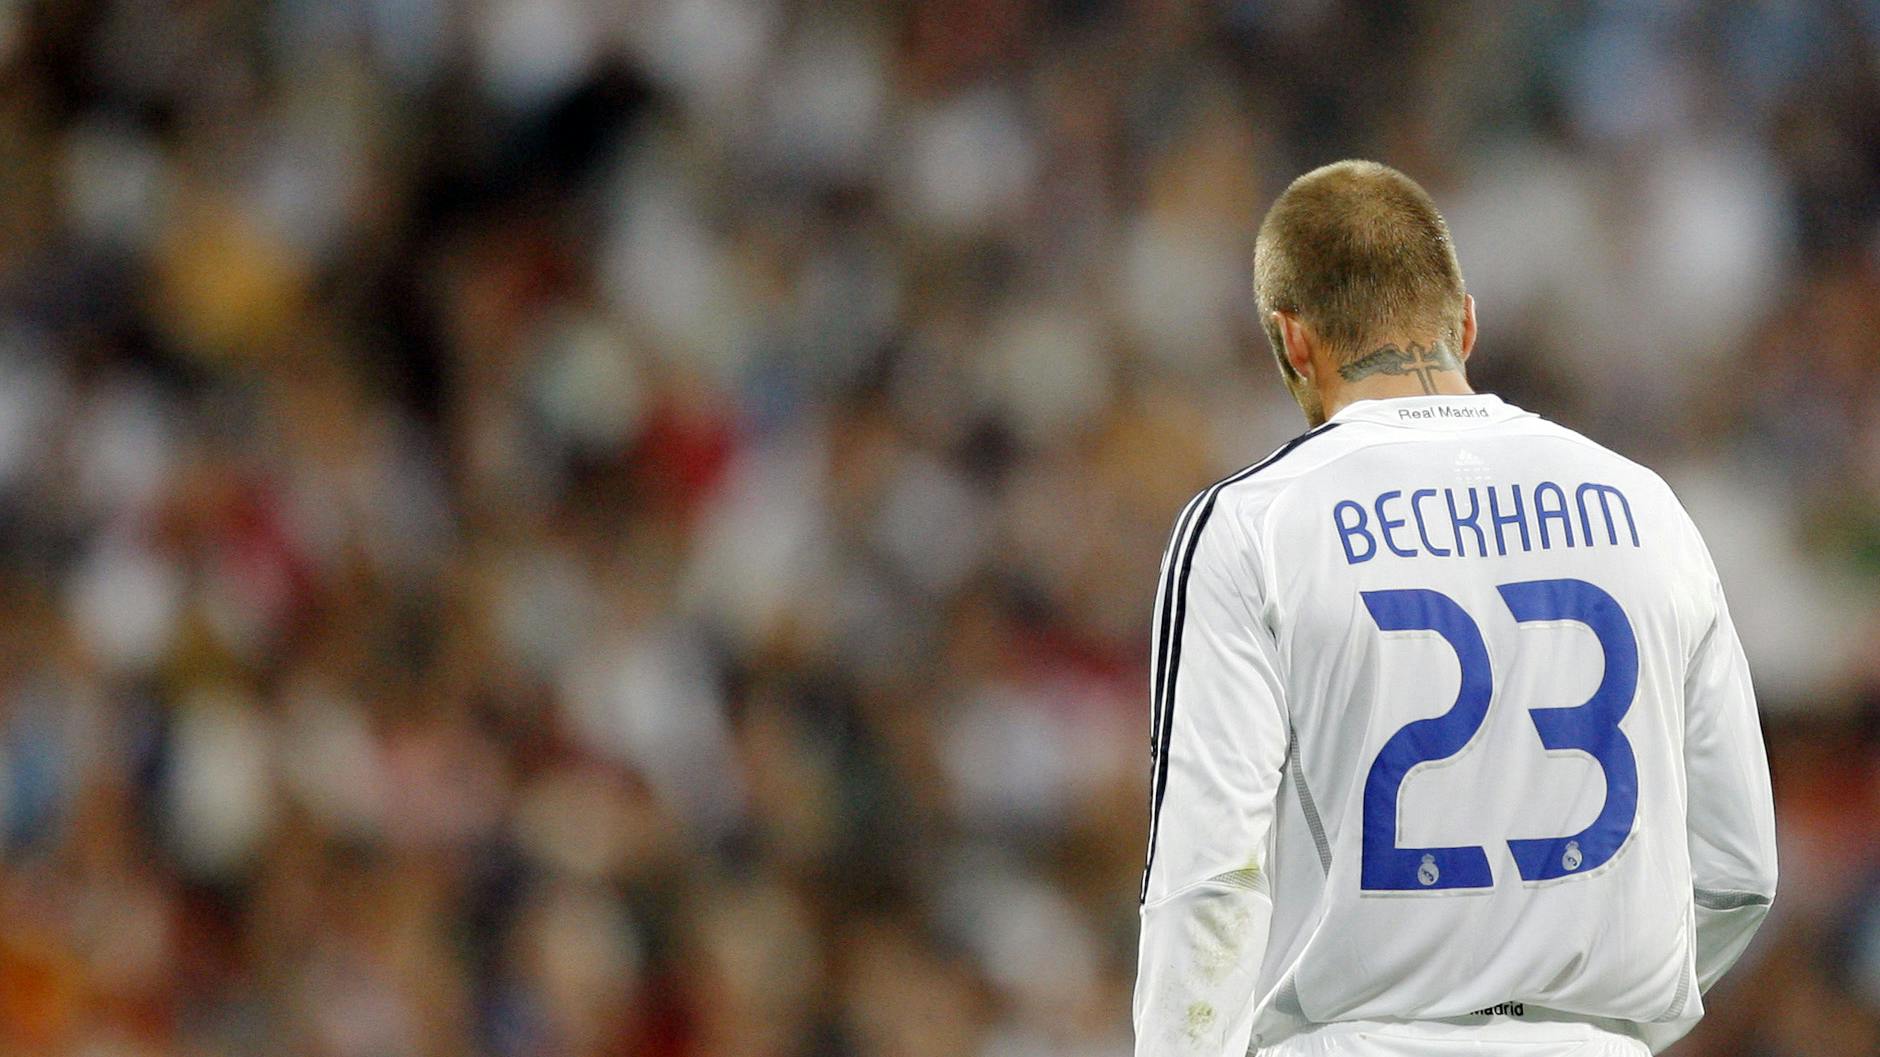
[1133,161,1776,1057]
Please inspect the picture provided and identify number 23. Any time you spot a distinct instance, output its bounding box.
[1359,578,1639,892]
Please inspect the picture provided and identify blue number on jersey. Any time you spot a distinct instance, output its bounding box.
[1358,589,1496,891]
[1359,579,1640,892]
[1499,579,1639,881]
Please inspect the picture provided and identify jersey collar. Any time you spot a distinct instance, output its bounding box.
[1327,393,1532,429]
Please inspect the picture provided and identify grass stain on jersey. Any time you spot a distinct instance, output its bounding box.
[1188,889,1253,983]
[1182,1001,1217,1043]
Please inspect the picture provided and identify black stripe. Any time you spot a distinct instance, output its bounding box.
[1149,491,1207,750]
[1143,491,1205,897]
[1143,489,1232,892]
[1142,422,1342,902]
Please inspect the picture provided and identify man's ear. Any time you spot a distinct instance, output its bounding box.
[1459,295,1477,360]
[1274,311,1317,381]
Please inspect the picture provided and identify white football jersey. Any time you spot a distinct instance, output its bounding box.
[1134,394,1777,1056]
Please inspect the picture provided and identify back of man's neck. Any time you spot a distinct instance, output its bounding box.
[1320,338,1472,420]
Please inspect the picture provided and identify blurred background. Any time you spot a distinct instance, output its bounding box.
[0,0,1877,1054]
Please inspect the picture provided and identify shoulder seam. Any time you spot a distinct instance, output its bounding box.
[1517,419,1668,482]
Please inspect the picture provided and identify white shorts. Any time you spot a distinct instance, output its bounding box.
[1259,1019,1652,1057]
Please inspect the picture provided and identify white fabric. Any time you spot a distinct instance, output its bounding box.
[1133,395,1776,1057]
[1259,1017,1651,1057]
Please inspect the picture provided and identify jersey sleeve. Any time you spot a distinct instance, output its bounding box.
[1135,498,1290,1057]
[1681,574,1778,994]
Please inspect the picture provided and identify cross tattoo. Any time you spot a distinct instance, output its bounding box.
[1337,341,1462,394]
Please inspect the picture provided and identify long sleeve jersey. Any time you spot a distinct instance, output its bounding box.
[1134,394,1777,1056]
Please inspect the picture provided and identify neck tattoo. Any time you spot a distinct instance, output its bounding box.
[1338,341,1463,394]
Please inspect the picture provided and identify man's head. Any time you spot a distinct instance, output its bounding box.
[1253,160,1475,425]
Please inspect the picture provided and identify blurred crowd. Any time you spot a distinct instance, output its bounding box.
[0,1,1877,1055]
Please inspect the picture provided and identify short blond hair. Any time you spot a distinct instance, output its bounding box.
[1253,160,1465,369]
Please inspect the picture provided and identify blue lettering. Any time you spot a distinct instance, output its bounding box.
[1341,482,1640,562]
[1488,484,1531,555]
[1410,489,1451,557]
[1447,487,1485,558]
[1576,483,1640,547]
[1374,490,1417,558]
[1533,481,1575,549]
[1335,500,1376,564]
